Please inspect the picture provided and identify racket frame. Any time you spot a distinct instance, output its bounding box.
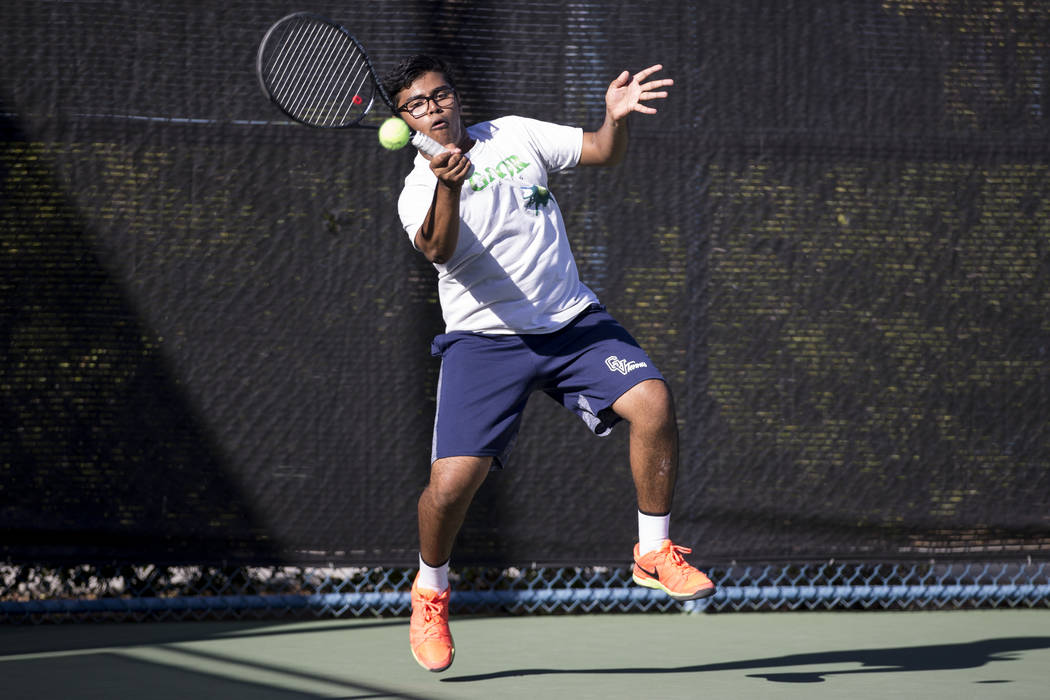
[257,12,445,156]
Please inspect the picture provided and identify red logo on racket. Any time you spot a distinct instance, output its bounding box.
[352,95,363,105]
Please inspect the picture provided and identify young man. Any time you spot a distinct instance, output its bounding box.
[383,55,714,673]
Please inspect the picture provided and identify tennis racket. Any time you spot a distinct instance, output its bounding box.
[257,12,445,157]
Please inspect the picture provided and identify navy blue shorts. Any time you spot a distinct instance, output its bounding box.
[429,305,665,468]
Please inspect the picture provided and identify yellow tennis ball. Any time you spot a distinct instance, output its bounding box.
[378,117,412,150]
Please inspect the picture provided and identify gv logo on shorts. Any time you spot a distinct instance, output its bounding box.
[605,355,648,375]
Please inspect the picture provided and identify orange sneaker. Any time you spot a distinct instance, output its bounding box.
[633,540,716,601]
[409,574,455,672]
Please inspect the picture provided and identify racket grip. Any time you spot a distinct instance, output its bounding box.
[411,131,448,158]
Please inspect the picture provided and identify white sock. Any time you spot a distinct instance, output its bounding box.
[417,554,449,593]
[638,511,670,555]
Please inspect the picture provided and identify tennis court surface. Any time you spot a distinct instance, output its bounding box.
[3,609,1047,699]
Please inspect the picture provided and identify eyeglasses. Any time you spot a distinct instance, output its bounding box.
[397,88,456,118]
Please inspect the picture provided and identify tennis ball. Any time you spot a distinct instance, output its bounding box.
[378,116,412,150]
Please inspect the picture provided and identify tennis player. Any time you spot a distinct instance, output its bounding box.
[383,55,715,673]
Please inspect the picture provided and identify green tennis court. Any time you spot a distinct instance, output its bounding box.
[3,609,1047,699]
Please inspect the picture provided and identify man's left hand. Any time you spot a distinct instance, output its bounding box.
[605,64,674,121]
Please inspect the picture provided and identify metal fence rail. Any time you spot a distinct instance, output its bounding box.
[2,560,1048,623]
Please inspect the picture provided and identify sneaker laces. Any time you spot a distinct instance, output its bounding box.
[416,592,449,639]
[663,542,693,567]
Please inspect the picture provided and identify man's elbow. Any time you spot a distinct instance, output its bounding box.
[426,248,450,265]
[415,233,452,264]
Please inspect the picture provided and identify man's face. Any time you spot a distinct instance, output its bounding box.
[394,71,466,149]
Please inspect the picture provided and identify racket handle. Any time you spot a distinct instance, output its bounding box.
[411,131,448,158]
[410,130,474,177]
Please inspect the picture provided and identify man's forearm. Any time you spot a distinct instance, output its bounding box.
[415,181,462,264]
[580,113,628,166]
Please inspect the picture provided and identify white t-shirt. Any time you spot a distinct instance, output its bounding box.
[397,116,600,334]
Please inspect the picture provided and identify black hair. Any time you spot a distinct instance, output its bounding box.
[381,55,458,102]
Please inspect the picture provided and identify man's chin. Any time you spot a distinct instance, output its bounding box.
[428,127,451,141]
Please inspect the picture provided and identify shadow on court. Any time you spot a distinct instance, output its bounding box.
[440,637,1050,684]
[1,620,431,700]
[0,619,408,657]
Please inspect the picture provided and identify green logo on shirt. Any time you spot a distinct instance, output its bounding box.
[469,154,531,191]
[522,185,551,214]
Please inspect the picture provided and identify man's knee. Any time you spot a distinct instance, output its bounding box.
[613,379,676,427]
[425,456,492,506]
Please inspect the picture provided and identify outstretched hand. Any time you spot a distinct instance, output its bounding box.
[605,64,674,121]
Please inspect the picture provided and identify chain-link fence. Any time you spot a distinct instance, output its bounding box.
[3,561,1047,623]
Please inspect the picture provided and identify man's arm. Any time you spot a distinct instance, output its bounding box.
[579,64,674,167]
[413,148,473,264]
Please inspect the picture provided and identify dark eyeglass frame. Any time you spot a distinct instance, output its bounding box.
[397,88,456,118]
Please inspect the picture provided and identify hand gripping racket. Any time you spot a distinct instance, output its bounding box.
[257,12,445,157]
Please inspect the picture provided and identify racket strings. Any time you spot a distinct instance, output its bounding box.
[263,17,372,127]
